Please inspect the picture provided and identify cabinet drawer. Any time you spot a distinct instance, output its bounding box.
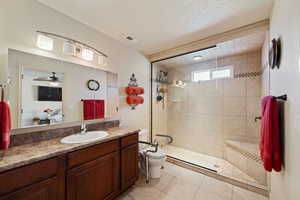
[0,176,58,200]
[121,133,138,148]
[0,158,58,196]
[67,140,119,169]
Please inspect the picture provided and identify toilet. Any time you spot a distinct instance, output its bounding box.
[139,129,166,179]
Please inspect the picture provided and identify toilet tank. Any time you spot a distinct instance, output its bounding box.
[139,129,149,150]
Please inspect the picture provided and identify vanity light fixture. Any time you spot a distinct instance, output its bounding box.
[36,31,108,62]
[193,55,203,61]
[63,41,76,56]
[82,48,94,61]
[98,54,107,66]
[36,34,54,51]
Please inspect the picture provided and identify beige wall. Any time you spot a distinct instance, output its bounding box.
[261,32,270,97]
[268,0,300,199]
[0,0,150,130]
[166,51,262,158]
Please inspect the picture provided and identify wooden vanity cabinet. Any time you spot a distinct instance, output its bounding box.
[121,144,139,191]
[0,177,59,200]
[0,156,66,200]
[0,132,139,200]
[67,152,120,200]
[120,134,139,191]
[66,140,120,200]
[66,133,139,199]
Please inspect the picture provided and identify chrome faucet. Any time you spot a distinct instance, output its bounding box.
[80,121,87,134]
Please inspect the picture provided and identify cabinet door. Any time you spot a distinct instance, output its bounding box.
[67,152,120,200]
[121,144,139,190]
[0,177,58,200]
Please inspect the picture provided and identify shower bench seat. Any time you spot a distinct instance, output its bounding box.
[225,139,267,186]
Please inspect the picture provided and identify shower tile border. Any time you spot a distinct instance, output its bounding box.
[234,71,262,79]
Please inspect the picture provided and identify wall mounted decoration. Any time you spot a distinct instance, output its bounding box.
[126,86,144,95]
[87,79,100,91]
[269,38,282,69]
[126,74,144,110]
[126,96,144,105]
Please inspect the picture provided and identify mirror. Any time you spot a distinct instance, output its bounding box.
[7,49,119,129]
[20,69,64,127]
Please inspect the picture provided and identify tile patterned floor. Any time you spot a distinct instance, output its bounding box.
[116,162,268,200]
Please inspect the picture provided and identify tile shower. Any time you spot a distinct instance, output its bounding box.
[152,46,269,193]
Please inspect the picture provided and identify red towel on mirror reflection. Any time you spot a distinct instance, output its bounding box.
[83,100,104,120]
[0,101,11,150]
[260,96,282,172]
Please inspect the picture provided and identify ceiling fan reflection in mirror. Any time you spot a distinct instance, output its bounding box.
[33,72,62,86]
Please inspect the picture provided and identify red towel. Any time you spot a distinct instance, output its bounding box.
[94,100,105,119]
[0,101,11,150]
[126,86,144,95]
[126,96,144,105]
[83,100,104,120]
[260,96,282,172]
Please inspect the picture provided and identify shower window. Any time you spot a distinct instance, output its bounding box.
[191,70,211,82]
[211,66,233,79]
[192,66,233,82]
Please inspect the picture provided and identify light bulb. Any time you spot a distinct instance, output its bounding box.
[36,34,54,51]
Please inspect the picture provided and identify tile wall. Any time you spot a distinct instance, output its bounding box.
[166,50,262,158]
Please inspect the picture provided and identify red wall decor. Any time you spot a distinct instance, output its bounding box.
[126,96,144,105]
[126,86,144,95]
[126,74,144,110]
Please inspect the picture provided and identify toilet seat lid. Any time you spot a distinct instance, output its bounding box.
[144,148,165,159]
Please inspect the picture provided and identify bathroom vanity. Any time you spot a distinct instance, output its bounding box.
[0,127,139,200]
[0,48,138,200]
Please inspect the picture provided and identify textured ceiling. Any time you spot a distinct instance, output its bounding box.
[156,31,267,68]
[38,0,274,55]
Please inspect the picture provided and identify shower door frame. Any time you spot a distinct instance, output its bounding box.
[150,45,216,143]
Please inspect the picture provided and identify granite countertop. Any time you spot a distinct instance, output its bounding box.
[0,126,140,173]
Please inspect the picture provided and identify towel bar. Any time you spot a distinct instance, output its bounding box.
[254,95,287,123]
[274,94,287,101]
[255,116,262,122]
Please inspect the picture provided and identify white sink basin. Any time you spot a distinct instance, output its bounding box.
[60,131,109,144]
